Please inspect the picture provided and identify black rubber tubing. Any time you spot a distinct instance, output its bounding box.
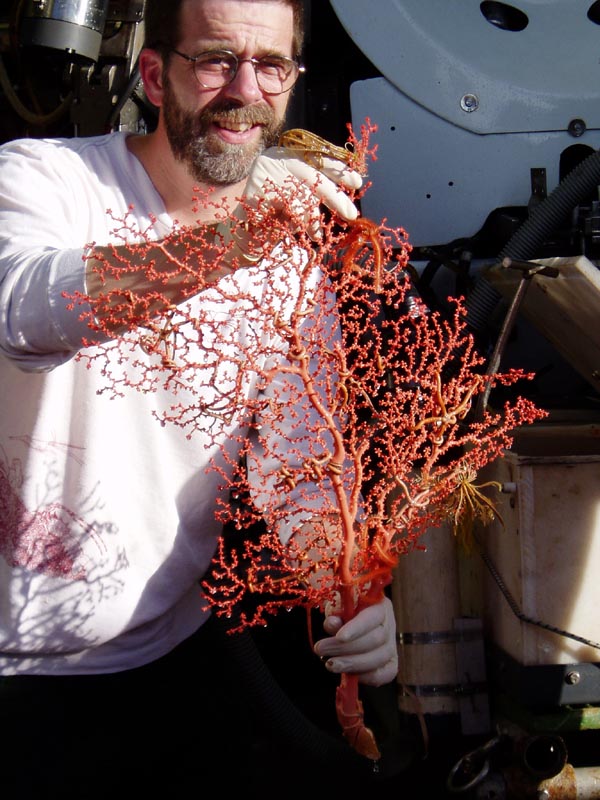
[466,147,600,328]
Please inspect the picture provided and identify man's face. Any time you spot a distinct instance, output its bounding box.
[161,0,295,185]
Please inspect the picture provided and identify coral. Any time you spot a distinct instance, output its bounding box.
[65,120,546,760]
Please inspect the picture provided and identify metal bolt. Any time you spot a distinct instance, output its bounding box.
[461,93,480,113]
[568,118,586,138]
[565,670,581,685]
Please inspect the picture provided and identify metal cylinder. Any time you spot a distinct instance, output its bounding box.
[475,764,600,799]
[521,735,568,780]
[20,0,110,62]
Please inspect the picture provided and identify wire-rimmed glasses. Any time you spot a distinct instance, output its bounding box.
[169,48,305,95]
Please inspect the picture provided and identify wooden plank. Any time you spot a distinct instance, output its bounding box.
[485,256,600,390]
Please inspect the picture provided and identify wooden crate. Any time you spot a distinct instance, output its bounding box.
[476,425,600,667]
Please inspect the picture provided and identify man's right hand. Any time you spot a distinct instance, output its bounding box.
[241,145,363,241]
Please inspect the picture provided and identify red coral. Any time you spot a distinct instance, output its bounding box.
[64,119,546,761]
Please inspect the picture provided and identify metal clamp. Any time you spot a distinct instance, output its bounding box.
[447,735,504,793]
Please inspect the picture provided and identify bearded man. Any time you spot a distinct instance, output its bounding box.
[0,1,399,795]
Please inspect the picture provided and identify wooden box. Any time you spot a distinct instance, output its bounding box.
[477,425,600,668]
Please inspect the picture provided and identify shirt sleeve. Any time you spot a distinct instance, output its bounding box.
[0,140,97,371]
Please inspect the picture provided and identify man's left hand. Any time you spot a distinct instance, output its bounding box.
[313,595,398,687]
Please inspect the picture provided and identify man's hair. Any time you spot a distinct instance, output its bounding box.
[143,0,305,60]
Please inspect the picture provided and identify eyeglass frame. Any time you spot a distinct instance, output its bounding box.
[166,47,306,95]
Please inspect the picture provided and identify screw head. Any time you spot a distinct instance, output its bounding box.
[568,118,586,137]
[565,670,581,685]
[461,93,480,112]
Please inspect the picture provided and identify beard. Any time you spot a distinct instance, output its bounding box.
[162,75,285,185]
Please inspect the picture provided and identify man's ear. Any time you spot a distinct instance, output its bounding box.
[138,48,165,107]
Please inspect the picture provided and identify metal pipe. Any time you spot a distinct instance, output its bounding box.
[20,0,110,62]
[521,735,568,780]
[571,767,600,797]
[475,764,600,799]
[534,765,600,800]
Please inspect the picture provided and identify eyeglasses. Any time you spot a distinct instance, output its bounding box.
[169,48,305,95]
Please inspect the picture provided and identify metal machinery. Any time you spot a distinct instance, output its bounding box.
[0,0,149,140]
[3,1,600,797]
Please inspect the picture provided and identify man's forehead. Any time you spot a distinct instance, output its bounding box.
[181,0,294,25]
[179,0,294,53]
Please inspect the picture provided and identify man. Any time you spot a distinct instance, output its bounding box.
[0,0,398,794]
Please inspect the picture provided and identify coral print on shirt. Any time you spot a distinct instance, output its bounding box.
[0,437,98,580]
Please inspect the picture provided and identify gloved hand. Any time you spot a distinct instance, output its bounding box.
[241,146,363,241]
[313,595,398,687]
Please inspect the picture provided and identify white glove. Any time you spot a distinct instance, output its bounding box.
[242,146,363,240]
[313,595,398,687]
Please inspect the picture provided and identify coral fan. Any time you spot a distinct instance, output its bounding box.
[66,120,546,761]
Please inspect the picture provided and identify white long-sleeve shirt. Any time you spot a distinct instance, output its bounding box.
[0,132,328,675]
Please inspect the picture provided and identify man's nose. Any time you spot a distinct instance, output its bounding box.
[222,60,263,104]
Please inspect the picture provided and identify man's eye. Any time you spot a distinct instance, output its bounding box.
[258,58,289,76]
[198,55,234,72]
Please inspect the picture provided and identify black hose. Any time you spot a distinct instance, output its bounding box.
[500,147,600,262]
[466,147,600,330]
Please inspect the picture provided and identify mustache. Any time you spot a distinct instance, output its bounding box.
[199,103,276,129]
